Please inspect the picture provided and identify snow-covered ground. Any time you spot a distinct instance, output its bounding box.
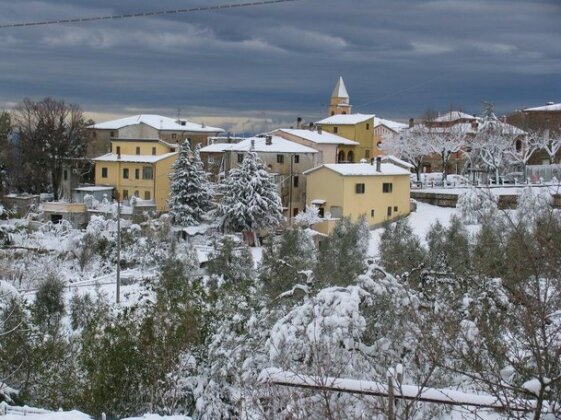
[368,201,463,257]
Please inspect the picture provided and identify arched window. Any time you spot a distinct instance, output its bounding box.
[516,139,522,152]
[347,150,354,163]
[338,150,345,163]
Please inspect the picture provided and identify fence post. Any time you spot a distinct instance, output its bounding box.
[387,371,396,420]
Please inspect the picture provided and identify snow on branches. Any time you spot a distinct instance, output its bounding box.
[217,151,283,234]
[169,141,214,226]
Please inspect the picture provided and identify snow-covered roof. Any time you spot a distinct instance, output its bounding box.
[381,155,415,169]
[275,129,359,145]
[200,142,237,153]
[479,119,526,136]
[331,76,349,99]
[374,118,408,132]
[316,113,375,125]
[90,114,225,133]
[229,136,318,154]
[434,111,477,122]
[93,152,178,163]
[304,162,411,176]
[524,102,561,112]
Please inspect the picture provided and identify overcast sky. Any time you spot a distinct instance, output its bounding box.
[0,0,560,133]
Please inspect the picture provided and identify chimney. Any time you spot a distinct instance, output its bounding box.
[317,125,323,134]
[376,156,381,172]
[409,118,415,128]
[265,135,272,145]
[250,139,255,150]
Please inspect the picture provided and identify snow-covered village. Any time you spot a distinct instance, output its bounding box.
[1,1,561,420]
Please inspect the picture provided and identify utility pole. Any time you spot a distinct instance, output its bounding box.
[116,192,121,304]
[288,154,293,224]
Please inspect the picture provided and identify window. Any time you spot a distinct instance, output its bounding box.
[123,168,129,179]
[208,155,215,163]
[394,206,398,212]
[330,206,342,218]
[170,148,176,152]
[294,155,300,164]
[277,154,284,164]
[366,123,370,130]
[144,191,151,200]
[318,207,325,218]
[383,183,393,193]
[333,127,339,134]
[355,183,365,194]
[135,168,140,179]
[293,176,299,188]
[172,133,177,140]
[63,170,68,181]
[387,206,392,217]
[293,208,299,217]
[347,150,354,162]
[371,209,375,218]
[237,153,244,163]
[110,131,115,137]
[116,146,121,155]
[123,190,129,199]
[365,149,371,159]
[152,147,156,155]
[142,166,153,180]
[92,131,97,138]
[101,167,108,178]
[338,150,345,163]
[134,190,139,197]
[136,147,140,155]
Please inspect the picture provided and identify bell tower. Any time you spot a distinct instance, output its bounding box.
[328,76,352,116]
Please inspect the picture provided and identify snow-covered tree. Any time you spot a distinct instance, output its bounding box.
[293,205,322,228]
[472,107,520,184]
[531,129,561,164]
[217,151,283,239]
[457,187,499,225]
[381,127,432,181]
[378,219,426,278]
[260,228,316,301]
[516,186,554,227]
[424,126,465,182]
[314,217,368,287]
[169,141,214,226]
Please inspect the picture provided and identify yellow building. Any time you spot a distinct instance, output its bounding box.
[316,113,375,162]
[304,159,411,235]
[93,138,178,211]
[88,114,224,157]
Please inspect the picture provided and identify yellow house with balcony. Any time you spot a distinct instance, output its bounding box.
[93,138,178,211]
[316,113,375,163]
[304,159,411,235]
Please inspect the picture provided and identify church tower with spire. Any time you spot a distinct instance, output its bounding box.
[328,76,352,116]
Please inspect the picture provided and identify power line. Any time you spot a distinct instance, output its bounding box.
[0,0,300,30]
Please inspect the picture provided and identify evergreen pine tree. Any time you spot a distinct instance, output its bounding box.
[217,151,283,236]
[169,141,214,226]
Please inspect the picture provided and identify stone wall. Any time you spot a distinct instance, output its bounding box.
[412,190,561,210]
